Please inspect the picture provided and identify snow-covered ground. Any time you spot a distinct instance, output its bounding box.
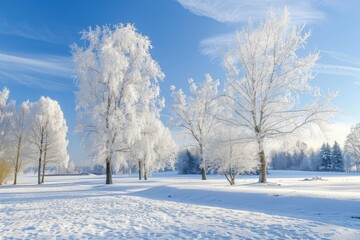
[1,171,360,239]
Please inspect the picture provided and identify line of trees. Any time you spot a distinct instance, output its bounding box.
[0,88,70,185]
[69,8,338,185]
[2,9,339,186]
[170,9,334,184]
[270,141,345,172]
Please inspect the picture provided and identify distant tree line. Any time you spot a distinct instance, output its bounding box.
[270,141,345,172]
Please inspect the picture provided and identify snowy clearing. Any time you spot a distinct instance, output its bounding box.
[1,171,360,239]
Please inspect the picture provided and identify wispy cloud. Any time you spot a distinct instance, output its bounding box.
[314,64,360,79]
[315,50,360,83]
[321,50,360,66]
[199,33,235,58]
[178,0,360,85]
[177,0,327,24]
[0,19,72,44]
[0,52,73,91]
[178,0,330,59]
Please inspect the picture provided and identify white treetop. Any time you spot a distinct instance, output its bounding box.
[29,97,69,183]
[72,24,164,184]
[131,112,177,180]
[344,123,360,172]
[171,74,221,180]
[0,87,14,153]
[222,9,335,182]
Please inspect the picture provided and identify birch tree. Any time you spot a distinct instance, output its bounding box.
[6,101,31,184]
[0,87,14,153]
[72,24,164,184]
[222,9,335,183]
[171,74,220,180]
[140,118,177,180]
[29,97,69,184]
[124,110,177,180]
[344,123,360,172]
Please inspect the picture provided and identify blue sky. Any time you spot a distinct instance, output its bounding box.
[1,0,360,164]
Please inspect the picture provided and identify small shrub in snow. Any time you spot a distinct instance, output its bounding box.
[302,176,326,181]
[0,159,11,185]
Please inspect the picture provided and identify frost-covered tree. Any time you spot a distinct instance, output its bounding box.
[171,74,220,180]
[6,101,31,184]
[67,160,76,174]
[222,9,334,182]
[72,24,164,184]
[270,151,288,170]
[207,125,257,185]
[0,87,14,153]
[130,113,177,180]
[319,143,331,171]
[344,123,360,172]
[29,97,69,184]
[331,141,344,172]
[309,148,320,171]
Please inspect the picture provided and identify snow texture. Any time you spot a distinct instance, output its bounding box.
[1,171,359,239]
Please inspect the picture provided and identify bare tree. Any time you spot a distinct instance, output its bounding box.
[222,9,335,182]
[344,123,360,172]
[171,74,221,180]
[207,125,257,185]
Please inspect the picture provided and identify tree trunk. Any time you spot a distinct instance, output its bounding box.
[200,144,207,180]
[138,159,142,180]
[143,161,147,180]
[41,161,45,184]
[224,173,235,185]
[106,159,112,184]
[258,139,267,183]
[38,149,42,185]
[41,146,48,184]
[230,175,235,185]
[201,168,207,180]
[13,171,17,185]
[13,144,21,185]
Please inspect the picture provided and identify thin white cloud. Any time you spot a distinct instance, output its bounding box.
[321,50,360,66]
[0,19,71,44]
[306,120,353,148]
[200,34,360,83]
[0,52,73,91]
[179,0,360,85]
[199,33,235,58]
[177,0,326,24]
[314,64,360,79]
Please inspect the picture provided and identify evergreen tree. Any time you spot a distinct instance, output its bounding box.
[309,149,320,171]
[176,149,200,174]
[319,143,331,171]
[331,141,344,172]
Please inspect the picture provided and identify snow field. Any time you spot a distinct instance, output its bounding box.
[1,171,360,239]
